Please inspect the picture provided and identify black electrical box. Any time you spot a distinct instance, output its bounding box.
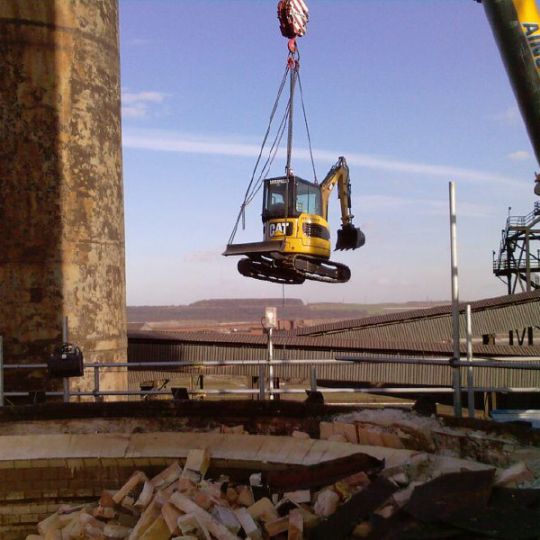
[47,343,84,378]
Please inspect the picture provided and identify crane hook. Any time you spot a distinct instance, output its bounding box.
[288,38,297,54]
[277,0,309,40]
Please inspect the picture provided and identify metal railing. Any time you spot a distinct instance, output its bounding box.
[506,202,540,228]
[1,335,540,410]
[493,257,540,271]
[494,202,540,269]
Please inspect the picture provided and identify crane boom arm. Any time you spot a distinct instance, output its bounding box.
[480,0,540,167]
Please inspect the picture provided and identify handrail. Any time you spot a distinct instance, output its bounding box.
[493,258,540,270]
[506,202,540,228]
[493,202,540,274]
[1,354,540,406]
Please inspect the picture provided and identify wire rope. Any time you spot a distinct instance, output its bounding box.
[227,47,318,244]
[297,71,318,184]
[227,65,290,244]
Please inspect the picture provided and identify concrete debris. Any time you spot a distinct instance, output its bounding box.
[291,431,310,440]
[313,489,339,517]
[220,425,246,435]
[495,461,535,487]
[329,409,540,470]
[404,469,495,522]
[28,438,540,540]
[234,508,262,540]
[152,462,183,490]
[287,509,303,540]
[184,449,210,478]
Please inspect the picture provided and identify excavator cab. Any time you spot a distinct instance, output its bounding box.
[259,175,331,263]
[262,176,322,222]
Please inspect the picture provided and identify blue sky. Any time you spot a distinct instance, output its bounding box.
[120,0,538,305]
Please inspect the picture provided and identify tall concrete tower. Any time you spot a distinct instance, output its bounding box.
[0,1,127,395]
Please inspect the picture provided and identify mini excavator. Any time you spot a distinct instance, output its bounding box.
[223,0,365,284]
[224,157,365,284]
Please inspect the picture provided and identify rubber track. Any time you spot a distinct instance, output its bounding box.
[237,255,351,284]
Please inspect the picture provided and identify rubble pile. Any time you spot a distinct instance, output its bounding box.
[327,409,540,470]
[28,440,540,540]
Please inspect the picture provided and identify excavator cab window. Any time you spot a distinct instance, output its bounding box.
[262,176,321,221]
[263,177,290,220]
[295,178,322,217]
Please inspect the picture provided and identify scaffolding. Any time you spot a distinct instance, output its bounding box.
[493,201,540,294]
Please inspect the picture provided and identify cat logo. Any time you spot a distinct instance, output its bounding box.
[269,222,291,237]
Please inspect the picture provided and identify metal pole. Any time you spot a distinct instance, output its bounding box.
[449,182,462,417]
[62,316,70,403]
[258,365,265,400]
[466,304,475,418]
[310,366,317,392]
[62,316,69,343]
[526,231,531,292]
[94,365,101,402]
[0,336,4,407]
[338,355,540,369]
[268,327,274,400]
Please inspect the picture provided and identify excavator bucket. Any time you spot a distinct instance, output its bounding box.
[335,224,365,251]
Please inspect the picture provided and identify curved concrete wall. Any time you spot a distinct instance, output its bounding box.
[0,1,127,394]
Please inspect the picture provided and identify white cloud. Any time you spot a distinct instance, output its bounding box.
[507,150,531,161]
[490,106,521,126]
[360,194,494,218]
[121,91,168,119]
[122,129,522,187]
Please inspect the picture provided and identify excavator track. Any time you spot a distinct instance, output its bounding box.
[237,254,350,284]
[238,257,305,285]
[292,255,351,283]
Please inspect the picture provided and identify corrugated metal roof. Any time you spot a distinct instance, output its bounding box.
[128,332,540,357]
[291,290,540,338]
[128,330,540,357]
[127,291,540,388]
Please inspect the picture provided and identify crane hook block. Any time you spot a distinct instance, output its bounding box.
[277,0,309,40]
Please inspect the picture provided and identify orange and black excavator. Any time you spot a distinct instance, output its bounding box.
[223,0,365,285]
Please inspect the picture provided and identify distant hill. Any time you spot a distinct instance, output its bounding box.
[190,298,304,308]
[127,299,447,326]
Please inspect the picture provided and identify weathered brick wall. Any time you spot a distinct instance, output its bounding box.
[0,458,169,539]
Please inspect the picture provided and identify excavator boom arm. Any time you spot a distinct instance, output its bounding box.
[320,156,354,226]
[319,157,365,251]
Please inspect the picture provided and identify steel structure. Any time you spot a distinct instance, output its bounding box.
[493,202,540,294]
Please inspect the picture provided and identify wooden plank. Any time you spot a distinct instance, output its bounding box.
[266,453,383,491]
